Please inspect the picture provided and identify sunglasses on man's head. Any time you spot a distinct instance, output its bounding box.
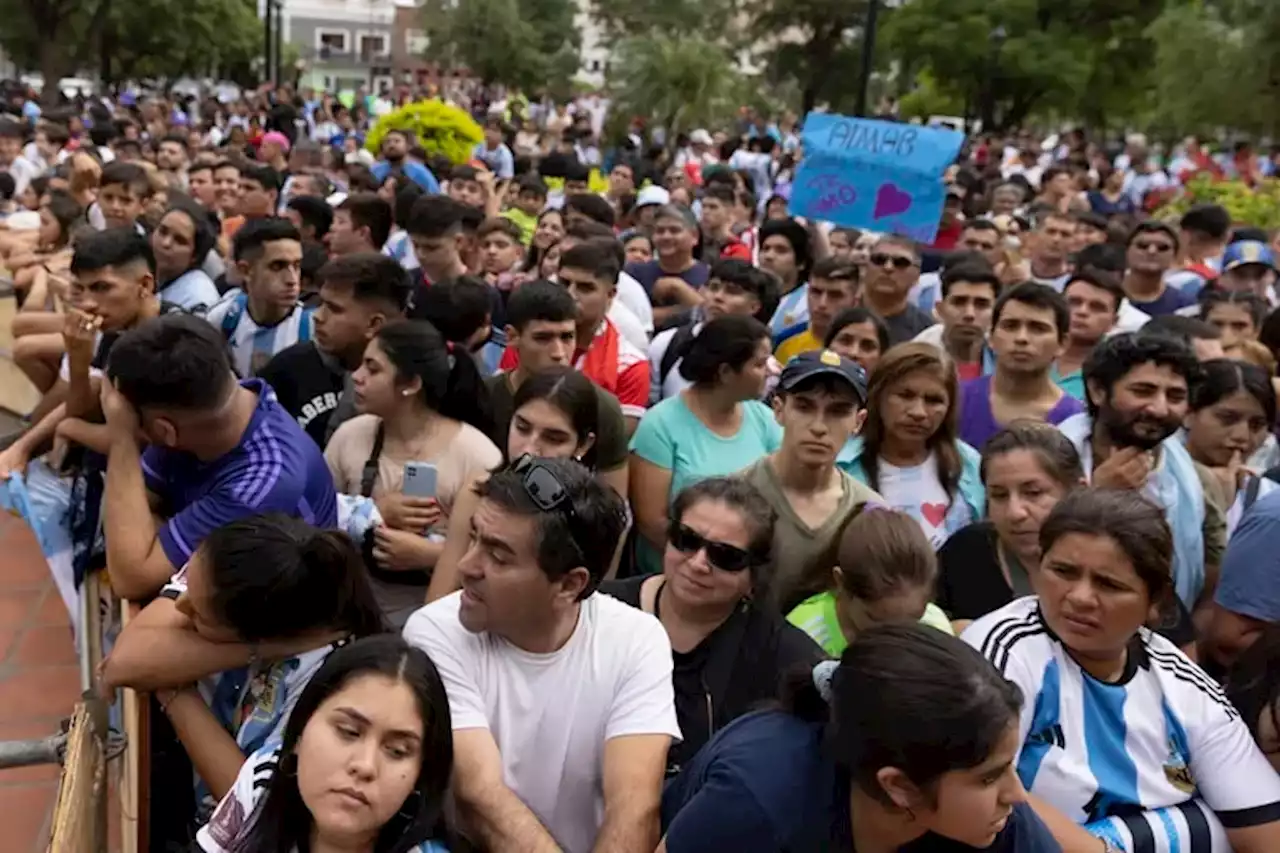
[509,454,585,557]
[870,253,915,270]
[668,522,754,573]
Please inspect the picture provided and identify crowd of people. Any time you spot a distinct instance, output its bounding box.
[2,82,1280,852]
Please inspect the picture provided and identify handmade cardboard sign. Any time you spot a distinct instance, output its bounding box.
[790,114,964,244]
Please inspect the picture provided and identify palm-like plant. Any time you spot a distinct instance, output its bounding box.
[607,33,745,142]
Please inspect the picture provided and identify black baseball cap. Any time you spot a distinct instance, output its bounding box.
[778,349,868,404]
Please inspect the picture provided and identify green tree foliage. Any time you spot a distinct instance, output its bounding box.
[1146,0,1280,139]
[0,0,262,100]
[745,0,866,115]
[606,33,745,141]
[420,0,581,97]
[881,0,1164,131]
[588,0,738,44]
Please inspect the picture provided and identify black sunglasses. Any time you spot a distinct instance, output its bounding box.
[510,455,584,556]
[870,253,915,270]
[668,522,755,573]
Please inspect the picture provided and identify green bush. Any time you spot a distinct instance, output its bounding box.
[365,100,484,166]
[1155,175,1280,230]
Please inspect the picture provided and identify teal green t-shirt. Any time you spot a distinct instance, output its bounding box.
[629,395,782,571]
[1052,364,1084,400]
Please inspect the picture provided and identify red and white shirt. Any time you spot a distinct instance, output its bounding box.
[496,318,651,419]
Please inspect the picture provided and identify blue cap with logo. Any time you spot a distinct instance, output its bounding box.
[778,349,868,404]
[1222,240,1277,273]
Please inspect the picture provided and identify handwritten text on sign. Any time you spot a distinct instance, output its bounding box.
[790,114,963,243]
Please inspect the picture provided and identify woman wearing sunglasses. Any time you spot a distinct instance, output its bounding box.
[601,476,824,774]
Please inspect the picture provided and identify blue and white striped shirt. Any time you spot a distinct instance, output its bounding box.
[964,597,1280,853]
[205,290,315,378]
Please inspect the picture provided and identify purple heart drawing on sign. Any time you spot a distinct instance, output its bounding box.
[873,183,913,219]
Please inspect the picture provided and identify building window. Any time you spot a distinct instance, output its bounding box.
[405,29,429,55]
[317,30,348,57]
[359,33,389,59]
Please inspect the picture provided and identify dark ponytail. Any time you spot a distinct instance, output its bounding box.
[375,320,494,436]
[202,513,387,643]
[782,625,1022,804]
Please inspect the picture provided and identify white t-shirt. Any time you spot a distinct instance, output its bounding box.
[876,452,962,548]
[607,300,650,353]
[402,591,680,853]
[647,323,696,404]
[615,271,654,340]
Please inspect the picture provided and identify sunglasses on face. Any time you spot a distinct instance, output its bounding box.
[870,253,915,270]
[668,522,755,573]
[1133,240,1174,253]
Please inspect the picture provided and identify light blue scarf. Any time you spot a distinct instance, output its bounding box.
[837,436,986,539]
[1059,413,1205,607]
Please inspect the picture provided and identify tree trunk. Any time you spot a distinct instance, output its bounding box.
[38,41,73,106]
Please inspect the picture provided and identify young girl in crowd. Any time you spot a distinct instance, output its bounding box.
[629,315,780,574]
[504,366,599,466]
[103,514,386,819]
[522,208,564,274]
[839,343,984,548]
[788,508,953,656]
[325,320,501,626]
[197,635,462,853]
[1199,289,1267,358]
[660,624,1094,852]
[151,196,220,313]
[427,366,602,602]
[823,306,890,377]
[1182,358,1279,535]
[15,188,81,311]
[621,229,654,265]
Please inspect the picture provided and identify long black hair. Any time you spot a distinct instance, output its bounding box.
[510,366,600,469]
[157,194,217,282]
[782,624,1021,806]
[228,635,460,853]
[375,320,494,436]
[201,513,386,642]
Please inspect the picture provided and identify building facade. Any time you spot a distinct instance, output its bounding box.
[270,0,398,93]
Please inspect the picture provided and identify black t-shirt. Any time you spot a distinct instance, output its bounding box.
[601,575,825,773]
[406,277,506,329]
[936,522,1012,621]
[880,302,936,346]
[256,341,346,449]
[938,522,1196,646]
[624,260,711,301]
[485,371,628,473]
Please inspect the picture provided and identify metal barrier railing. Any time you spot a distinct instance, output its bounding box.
[0,573,140,853]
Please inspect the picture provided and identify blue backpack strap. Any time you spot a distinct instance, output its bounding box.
[220,291,248,339]
[297,305,315,343]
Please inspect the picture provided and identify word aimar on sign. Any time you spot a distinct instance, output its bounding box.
[790,113,964,244]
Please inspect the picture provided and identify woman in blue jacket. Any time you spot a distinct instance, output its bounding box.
[839,343,983,549]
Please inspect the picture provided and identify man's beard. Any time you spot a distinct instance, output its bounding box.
[1097,405,1179,451]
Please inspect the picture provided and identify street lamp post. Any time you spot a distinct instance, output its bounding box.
[854,0,881,117]
[263,0,274,85]
[274,0,284,85]
[983,26,1007,132]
